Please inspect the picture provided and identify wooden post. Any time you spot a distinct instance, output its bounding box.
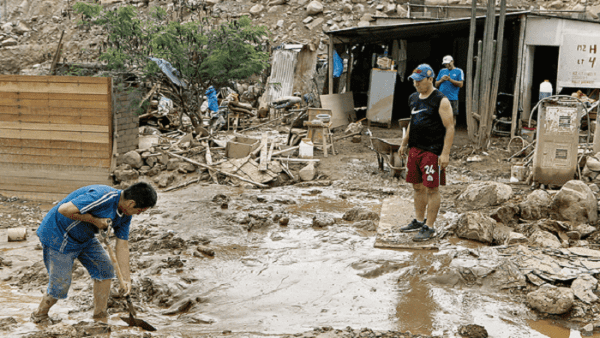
[346,44,353,93]
[510,15,527,139]
[471,40,483,141]
[328,36,334,95]
[50,31,65,75]
[465,0,478,141]
[482,0,507,147]
[476,0,496,148]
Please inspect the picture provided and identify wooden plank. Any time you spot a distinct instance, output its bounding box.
[259,134,268,172]
[0,190,71,202]
[0,129,108,143]
[0,176,110,189]
[2,169,110,182]
[511,15,527,139]
[0,162,110,177]
[0,154,110,167]
[465,0,477,141]
[0,138,109,151]
[0,75,110,85]
[0,146,110,158]
[0,92,109,101]
[0,121,109,133]
[0,113,109,125]
[0,98,109,109]
[0,81,109,95]
[0,182,105,195]
[0,106,109,117]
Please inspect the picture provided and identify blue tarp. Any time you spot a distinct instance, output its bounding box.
[148,57,187,88]
[205,86,219,113]
[333,50,343,78]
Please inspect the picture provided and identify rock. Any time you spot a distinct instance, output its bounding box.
[179,162,196,173]
[492,223,512,245]
[156,172,176,188]
[299,162,317,181]
[312,215,334,227]
[548,0,563,8]
[146,166,162,177]
[529,230,561,248]
[583,323,594,336]
[455,212,496,244]
[384,2,396,14]
[526,284,574,314]
[360,13,374,21]
[571,274,598,304]
[13,21,30,34]
[303,16,314,23]
[268,0,287,5]
[550,180,598,223]
[250,4,265,15]
[330,24,340,30]
[490,203,520,226]
[575,224,597,238]
[146,156,158,167]
[458,324,488,338]
[352,220,377,231]
[113,166,139,182]
[342,3,353,13]
[2,38,17,47]
[205,0,220,6]
[396,4,408,16]
[167,159,182,171]
[276,19,285,28]
[306,17,324,30]
[306,0,323,15]
[590,183,600,193]
[455,182,512,211]
[519,189,551,220]
[1,22,12,32]
[279,217,290,226]
[342,206,380,221]
[573,3,585,11]
[354,4,365,11]
[357,20,370,27]
[506,232,528,245]
[121,150,143,169]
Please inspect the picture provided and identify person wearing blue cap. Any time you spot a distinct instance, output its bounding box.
[398,64,455,242]
[435,55,464,123]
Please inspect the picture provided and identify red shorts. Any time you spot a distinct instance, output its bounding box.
[405,147,446,188]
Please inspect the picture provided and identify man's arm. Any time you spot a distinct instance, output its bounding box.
[115,238,132,295]
[58,202,111,230]
[438,98,455,168]
[448,79,464,88]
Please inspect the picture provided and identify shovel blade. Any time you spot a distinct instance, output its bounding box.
[120,315,157,332]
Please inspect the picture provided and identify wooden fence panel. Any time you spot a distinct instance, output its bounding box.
[0,75,113,202]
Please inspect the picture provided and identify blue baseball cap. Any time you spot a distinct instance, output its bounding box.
[408,64,435,81]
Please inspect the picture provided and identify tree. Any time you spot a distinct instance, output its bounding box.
[74,4,270,128]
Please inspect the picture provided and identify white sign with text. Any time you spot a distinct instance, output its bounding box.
[558,34,600,89]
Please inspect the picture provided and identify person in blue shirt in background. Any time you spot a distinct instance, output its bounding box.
[31,182,157,324]
[435,55,464,123]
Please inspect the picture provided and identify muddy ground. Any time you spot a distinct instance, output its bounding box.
[0,126,595,338]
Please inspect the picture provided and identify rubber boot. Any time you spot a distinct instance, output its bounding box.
[92,279,112,321]
[31,293,58,324]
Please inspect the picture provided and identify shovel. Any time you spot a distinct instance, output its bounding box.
[100,224,156,331]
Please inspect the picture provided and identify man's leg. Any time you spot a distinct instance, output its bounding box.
[32,293,59,321]
[32,246,75,323]
[92,279,111,320]
[413,183,427,223]
[425,186,440,228]
[78,238,115,321]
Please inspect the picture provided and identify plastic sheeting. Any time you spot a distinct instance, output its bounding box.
[148,57,187,88]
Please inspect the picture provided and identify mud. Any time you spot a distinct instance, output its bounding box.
[1,128,599,338]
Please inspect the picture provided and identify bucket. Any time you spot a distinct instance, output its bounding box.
[511,165,527,182]
[299,138,314,159]
[521,127,536,143]
[7,227,27,242]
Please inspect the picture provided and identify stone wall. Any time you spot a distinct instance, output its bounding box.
[113,85,143,154]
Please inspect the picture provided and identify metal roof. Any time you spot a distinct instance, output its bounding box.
[325,11,599,44]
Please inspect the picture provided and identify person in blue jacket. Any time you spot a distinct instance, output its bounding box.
[31,182,157,324]
[435,55,464,123]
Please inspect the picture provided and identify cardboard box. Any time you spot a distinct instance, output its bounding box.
[226,136,260,158]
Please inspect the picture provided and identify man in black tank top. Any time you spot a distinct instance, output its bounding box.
[398,64,455,242]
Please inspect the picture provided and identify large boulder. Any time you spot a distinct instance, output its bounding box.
[571,274,598,304]
[299,163,317,181]
[519,189,551,220]
[306,0,323,15]
[455,212,496,244]
[526,285,574,314]
[490,203,520,226]
[250,4,265,15]
[550,180,598,224]
[113,165,139,182]
[529,230,562,248]
[342,207,379,221]
[455,182,512,211]
[121,150,143,169]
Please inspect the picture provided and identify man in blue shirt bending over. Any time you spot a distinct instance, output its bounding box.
[31,182,157,324]
[435,55,464,123]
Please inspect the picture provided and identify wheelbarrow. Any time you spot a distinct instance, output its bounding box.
[369,136,406,178]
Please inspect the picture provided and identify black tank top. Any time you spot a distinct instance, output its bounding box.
[407,89,446,155]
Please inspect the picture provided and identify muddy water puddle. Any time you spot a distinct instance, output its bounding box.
[0,184,586,337]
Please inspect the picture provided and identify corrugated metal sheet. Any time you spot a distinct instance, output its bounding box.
[265,50,298,103]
